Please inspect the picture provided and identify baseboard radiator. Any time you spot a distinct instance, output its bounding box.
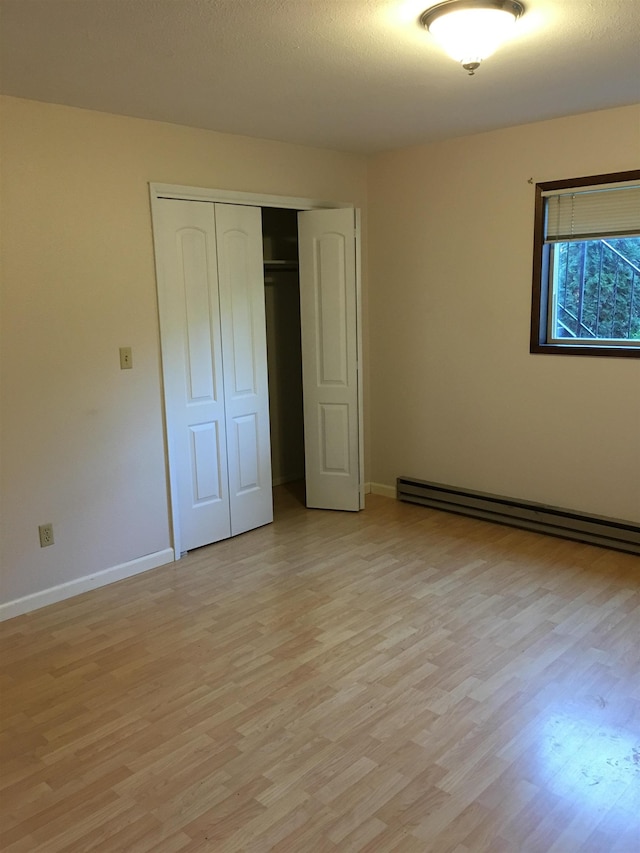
[396,477,640,555]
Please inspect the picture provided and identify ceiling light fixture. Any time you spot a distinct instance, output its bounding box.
[421,0,524,76]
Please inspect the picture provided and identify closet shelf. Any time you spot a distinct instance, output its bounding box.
[264,260,299,271]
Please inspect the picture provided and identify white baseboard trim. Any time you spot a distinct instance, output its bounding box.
[369,482,397,499]
[0,548,175,623]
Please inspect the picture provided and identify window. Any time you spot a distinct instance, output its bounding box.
[531,170,640,357]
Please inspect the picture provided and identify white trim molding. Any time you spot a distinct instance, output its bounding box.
[369,482,397,499]
[150,183,353,211]
[0,549,175,622]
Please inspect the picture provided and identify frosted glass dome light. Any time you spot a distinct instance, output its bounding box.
[421,1,525,75]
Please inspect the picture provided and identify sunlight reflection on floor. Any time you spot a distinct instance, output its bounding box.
[540,711,640,809]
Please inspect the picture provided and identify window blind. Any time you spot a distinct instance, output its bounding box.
[543,181,640,243]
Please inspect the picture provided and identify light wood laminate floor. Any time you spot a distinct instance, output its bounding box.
[1,485,639,852]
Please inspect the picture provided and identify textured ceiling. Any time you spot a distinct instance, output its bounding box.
[1,0,639,154]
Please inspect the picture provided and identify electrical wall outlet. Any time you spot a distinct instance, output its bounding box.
[38,523,54,547]
[119,346,133,369]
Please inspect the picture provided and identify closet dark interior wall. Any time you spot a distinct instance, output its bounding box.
[262,208,305,487]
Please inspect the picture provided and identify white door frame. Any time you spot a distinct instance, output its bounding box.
[149,183,364,558]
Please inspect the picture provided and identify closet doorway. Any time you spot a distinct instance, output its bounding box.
[262,208,305,492]
[150,184,364,558]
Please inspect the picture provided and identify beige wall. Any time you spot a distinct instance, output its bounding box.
[368,105,640,522]
[2,95,638,614]
[0,96,368,608]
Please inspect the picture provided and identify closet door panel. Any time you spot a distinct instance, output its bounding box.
[190,422,223,501]
[153,199,231,552]
[298,208,361,511]
[234,414,260,490]
[215,203,273,535]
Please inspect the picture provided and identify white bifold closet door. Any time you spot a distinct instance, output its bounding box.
[215,204,273,537]
[154,199,272,553]
[298,208,361,511]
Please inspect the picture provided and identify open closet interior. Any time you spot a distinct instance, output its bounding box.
[262,208,305,493]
